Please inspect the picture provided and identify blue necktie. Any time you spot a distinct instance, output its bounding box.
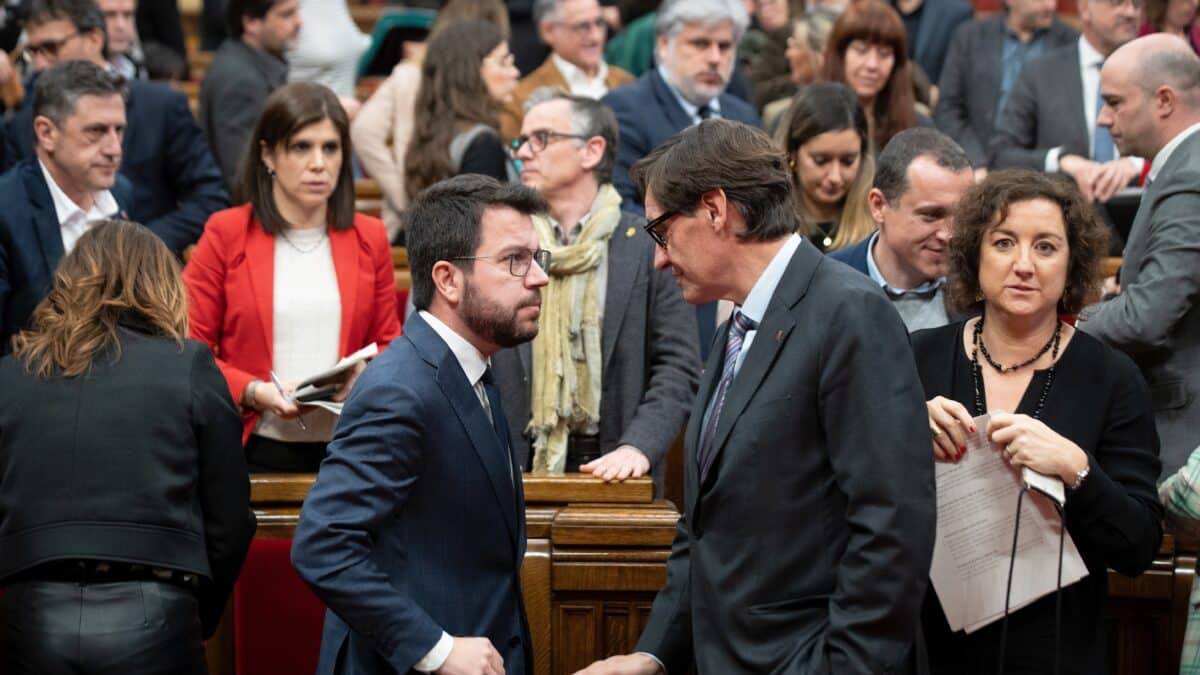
[1094,63,1116,163]
[697,311,757,481]
[480,368,514,482]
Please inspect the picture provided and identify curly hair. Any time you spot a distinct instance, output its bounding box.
[946,169,1109,316]
[12,220,188,378]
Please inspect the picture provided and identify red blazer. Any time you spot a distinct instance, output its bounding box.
[183,204,401,443]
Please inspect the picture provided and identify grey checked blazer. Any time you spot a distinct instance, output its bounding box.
[990,41,1092,169]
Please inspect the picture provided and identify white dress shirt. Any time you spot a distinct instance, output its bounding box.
[1148,121,1200,183]
[551,53,611,99]
[656,65,722,125]
[38,160,119,254]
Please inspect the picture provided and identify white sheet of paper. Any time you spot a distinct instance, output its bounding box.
[929,414,1089,634]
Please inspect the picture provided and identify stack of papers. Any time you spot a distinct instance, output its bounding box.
[291,343,379,416]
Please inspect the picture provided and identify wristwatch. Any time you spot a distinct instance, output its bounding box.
[1068,461,1090,490]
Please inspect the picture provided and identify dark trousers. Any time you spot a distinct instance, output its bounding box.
[245,434,327,473]
[0,580,207,675]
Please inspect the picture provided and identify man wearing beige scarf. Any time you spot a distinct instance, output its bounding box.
[492,89,699,490]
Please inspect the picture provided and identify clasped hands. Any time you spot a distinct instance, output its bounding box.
[927,396,1088,484]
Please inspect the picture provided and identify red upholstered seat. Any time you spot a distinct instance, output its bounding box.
[233,538,325,674]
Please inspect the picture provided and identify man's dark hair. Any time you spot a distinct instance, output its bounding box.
[525,87,620,184]
[27,0,106,41]
[405,174,548,310]
[874,128,971,205]
[33,59,126,126]
[631,119,795,242]
[226,0,282,38]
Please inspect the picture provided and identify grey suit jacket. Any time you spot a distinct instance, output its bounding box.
[935,15,1078,167]
[990,41,1090,170]
[491,210,701,490]
[1078,129,1200,478]
[635,239,936,674]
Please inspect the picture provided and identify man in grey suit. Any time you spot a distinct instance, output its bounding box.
[496,89,700,489]
[574,120,936,675]
[1078,34,1200,478]
[934,0,1077,169]
[990,0,1142,203]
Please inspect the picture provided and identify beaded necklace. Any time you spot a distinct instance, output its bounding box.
[970,317,1062,419]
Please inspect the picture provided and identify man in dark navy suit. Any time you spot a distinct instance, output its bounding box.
[292,175,551,675]
[3,0,227,256]
[0,61,133,352]
[601,0,761,358]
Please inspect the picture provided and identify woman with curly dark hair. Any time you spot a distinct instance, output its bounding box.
[915,169,1163,674]
[403,19,519,199]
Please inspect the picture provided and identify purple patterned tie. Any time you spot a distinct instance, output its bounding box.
[697,310,757,481]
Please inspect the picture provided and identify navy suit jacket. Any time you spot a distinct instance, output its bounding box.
[602,69,762,215]
[291,312,532,675]
[899,0,974,85]
[828,235,871,275]
[4,78,228,256]
[0,158,133,353]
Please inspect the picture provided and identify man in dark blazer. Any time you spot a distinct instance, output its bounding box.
[933,0,1077,168]
[891,0,972,85]
[201,0,299,190]
[990,0,1142,203]
[497,90,699,490]
[3,0,228,256]
[0,61,133,352]
[576,120,936,675]
[830,128,973,332]
[1079,35,1200,478]
[292,175,551,675]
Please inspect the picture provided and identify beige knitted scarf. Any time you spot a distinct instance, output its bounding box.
[528,184,623,472]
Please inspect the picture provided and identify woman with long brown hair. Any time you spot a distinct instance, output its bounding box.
[821,0,923,150]
[0,219,255,674]
[403,19,520,199]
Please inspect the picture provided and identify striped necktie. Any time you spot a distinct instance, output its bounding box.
[697,310,757,481]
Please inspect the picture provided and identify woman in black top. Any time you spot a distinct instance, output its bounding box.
[0,220,256,674]
[917,170,1162,674]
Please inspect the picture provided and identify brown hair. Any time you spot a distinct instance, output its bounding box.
[947,169,1109,316]
[431,0,510,39]
[632,119,796,242]
[236,82,356,235]
[404,20,507,199]
[12,220,188,377]
[822,0,917,150]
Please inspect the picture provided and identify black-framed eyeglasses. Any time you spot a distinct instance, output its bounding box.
[509,129,589,157]
[450,248,552,277]
[26,31,79,59]
[643,210,681,249]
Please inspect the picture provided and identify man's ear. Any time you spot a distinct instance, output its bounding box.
[697,188,731,234]
[867,187,889,227]
[1155,85,1178,120]
[580,136,605,173]
[33,115,57,154]
[431,260,465,307]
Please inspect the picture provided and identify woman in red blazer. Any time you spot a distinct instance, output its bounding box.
[184,82,400,472]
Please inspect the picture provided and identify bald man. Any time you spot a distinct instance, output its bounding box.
[1078,34,1200,478]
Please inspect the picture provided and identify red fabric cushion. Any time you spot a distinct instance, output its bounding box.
[233,538,325,674]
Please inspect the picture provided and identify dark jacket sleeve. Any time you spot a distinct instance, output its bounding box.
[143,89,229,255]
[602,89,650,214]
[205,71,268,191]
[1067,349,1163,577]
[458,132,510,182]
[634,512,695,673]
[989,63,1048,170]
[190,343,256,638]
[933,23,988,167]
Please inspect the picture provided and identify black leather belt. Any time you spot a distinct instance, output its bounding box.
[11,559,200,589]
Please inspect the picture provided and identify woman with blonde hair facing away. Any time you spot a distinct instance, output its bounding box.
[185,82,401,473]
[776,81,876,252]
[0,220,255,674]
[351,0,510,240]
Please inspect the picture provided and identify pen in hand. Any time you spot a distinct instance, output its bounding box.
[269,370,307,430]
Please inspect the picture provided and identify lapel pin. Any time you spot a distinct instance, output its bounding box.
[775,329,784,343]
[626,227,636,238]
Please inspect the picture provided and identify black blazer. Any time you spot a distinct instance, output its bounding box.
[912,322,1162,675]
[0,324,257,638]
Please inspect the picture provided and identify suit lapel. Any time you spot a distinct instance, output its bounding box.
[980,18,1004,111]
[601,226,641,370]
[245,219,275,359]
[329,225,359,355]
[650,70,696,134]
[686,323,729,519]
[23,164,66,276]
[1064,44,1089,154]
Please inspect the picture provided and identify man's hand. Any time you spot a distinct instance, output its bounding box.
[1059,154,1102,201]
[580,445,650,481]
[573,653,663,675]
[1090,158,1139,203]
[436,637,504,675]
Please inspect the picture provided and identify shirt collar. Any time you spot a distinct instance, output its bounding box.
[419,310,491,387]
[656,64,721,120]
[1078,34,1105,69]
[1002,13,1050,42]
[1148,121,1200,182]
[738,233,802,325]
[864,230,945,295]
[551,53,608,88]
[38,158,119,225]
